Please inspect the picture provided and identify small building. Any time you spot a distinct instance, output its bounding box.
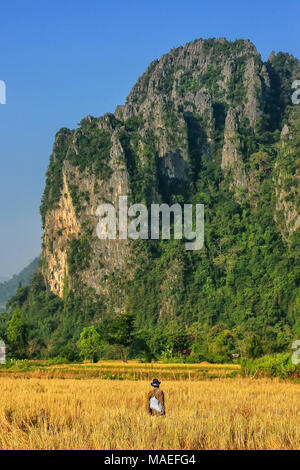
[0,339,6,364]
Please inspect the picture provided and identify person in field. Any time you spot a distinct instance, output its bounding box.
[147,378,165,416]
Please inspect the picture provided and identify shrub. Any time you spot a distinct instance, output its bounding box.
[241,353,299,379]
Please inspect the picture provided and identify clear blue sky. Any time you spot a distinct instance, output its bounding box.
[0,0,299,278]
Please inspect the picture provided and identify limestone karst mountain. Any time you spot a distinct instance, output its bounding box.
[7,38,300,356]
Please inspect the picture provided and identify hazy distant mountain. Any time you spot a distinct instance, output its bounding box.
[0,257,39,311]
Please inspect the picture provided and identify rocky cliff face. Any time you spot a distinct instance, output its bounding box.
[40,38,300,306]
[41,115,132,303]
[274,108,300,238]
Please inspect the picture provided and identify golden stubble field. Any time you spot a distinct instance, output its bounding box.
[0,376,299,450]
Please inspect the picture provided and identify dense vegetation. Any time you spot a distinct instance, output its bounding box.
[241,352,300,380]
[1,39,299,366]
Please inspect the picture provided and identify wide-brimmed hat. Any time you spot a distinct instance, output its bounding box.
[151,378,161,387]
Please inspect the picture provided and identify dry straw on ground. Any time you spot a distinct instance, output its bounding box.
[0,377,299,450]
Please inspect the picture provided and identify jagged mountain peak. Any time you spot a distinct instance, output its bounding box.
[29,37,300,354]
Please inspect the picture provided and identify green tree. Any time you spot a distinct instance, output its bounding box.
[78,326,102,363]
[247,334,263,359]
[6,308,28,358]
[164,319,188,358]
[209,330,235,362]
[109,313,135,362]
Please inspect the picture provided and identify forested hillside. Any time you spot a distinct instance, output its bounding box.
[3,38,300,361]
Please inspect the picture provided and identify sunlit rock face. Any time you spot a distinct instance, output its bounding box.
[40,37,300,308]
